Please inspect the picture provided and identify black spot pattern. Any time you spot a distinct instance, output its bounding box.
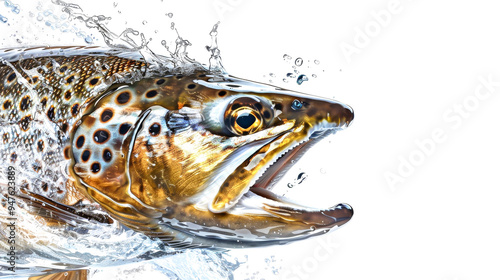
[20,96,31,111]
[101,109,113,122]
[47,106,55,121]
[89,78,99,86]
[149,123,161,136]
[119,123,132,135]
[71,104,79,117]
[156,79,165,85]
[93,130,110,143]
[218,91,227,97]
[116,91,131,104]
[91,162,101,173]
[103,149,112,162]
[82,150,91,162]
[3,100,12,110]
[187,84,196,89]
[76,135,85,148]
[146,90,158,98]
[7,72,16,83]
[37,140,44,152]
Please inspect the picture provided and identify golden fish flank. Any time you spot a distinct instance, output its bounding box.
[0,47,354,250]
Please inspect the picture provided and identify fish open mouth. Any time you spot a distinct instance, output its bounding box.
[222,125,354,232]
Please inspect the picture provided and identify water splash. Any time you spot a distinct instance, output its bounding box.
[287,172,308,188]
[2,0,20,13]
[205,21,226,75]
[0,14,7,23]
[297,74,308,85]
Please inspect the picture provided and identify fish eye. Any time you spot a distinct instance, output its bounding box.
[229,107,263,135]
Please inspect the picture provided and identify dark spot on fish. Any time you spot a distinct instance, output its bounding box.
[198,74,207,78]
[231,103,241,110]
[7,72,16,83]
[146,90,158,98]
[93,129,110,144]
[61,122,69,133]
[139,184,144,193]
[149,123,161,136]
[10,152,17,163]
[82,150,91,162]
[71,104,79,117]
[40,97,48,108]
[57,188,64,194]
[100,109,113,123]
[32,161,42,173]
[218,91,227,97]
[119,123,132,135]
[2,133,9,144]
[91,162,101,173]
[37,140,45,152]
[41,183,48,192]
[47,106,55,121]
[19,115,32,131]
[176,74,183,79]
[263,110,271,119]
[227,84,241,88]
[89,78,99,86]
[59,65,68,73]
[76,135,85,149]
[3,100,12,110]
[187,84,196,89]
[65,90,72,100]
[156,79,165,85]
[255,103,263,110]
[274,103,283,111]
[20,96,31,111]
[116,91,131,104]
[103,149,112,162]
[30,76,39,84]
[63,146,70,159]
[66,75,76,84]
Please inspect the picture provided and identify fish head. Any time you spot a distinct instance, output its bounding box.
[69,72,354,248]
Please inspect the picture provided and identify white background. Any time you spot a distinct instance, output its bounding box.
[2,0,500,279]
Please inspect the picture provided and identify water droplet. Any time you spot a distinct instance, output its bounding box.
[287,183,294,188]
[269,73,275,77]
[154,30,158,33]
[170,22,175,30]
[297,172,308,184]
[84,36,93,44]
[312,74,317,78]
[0,15,7,23]
[320,168,326,174]
[167,13,173,18]
[286,73,296,78]
[142,20,147,25]
[283,54,292,60]
[310,226,316,231]
[295,57,303,66]
[161,40,167,46]
[282,78,288,83]
[314,59,320,65]
[297,74,308,85]
[113,2,118,7]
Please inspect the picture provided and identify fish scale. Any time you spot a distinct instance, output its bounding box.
[0,47,147,202]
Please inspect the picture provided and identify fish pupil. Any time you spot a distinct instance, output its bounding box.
[236,113,256,129]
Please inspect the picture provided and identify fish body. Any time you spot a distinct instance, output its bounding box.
[0,46,354,277]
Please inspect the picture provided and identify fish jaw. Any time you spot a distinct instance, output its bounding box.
[69,72,354,247]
